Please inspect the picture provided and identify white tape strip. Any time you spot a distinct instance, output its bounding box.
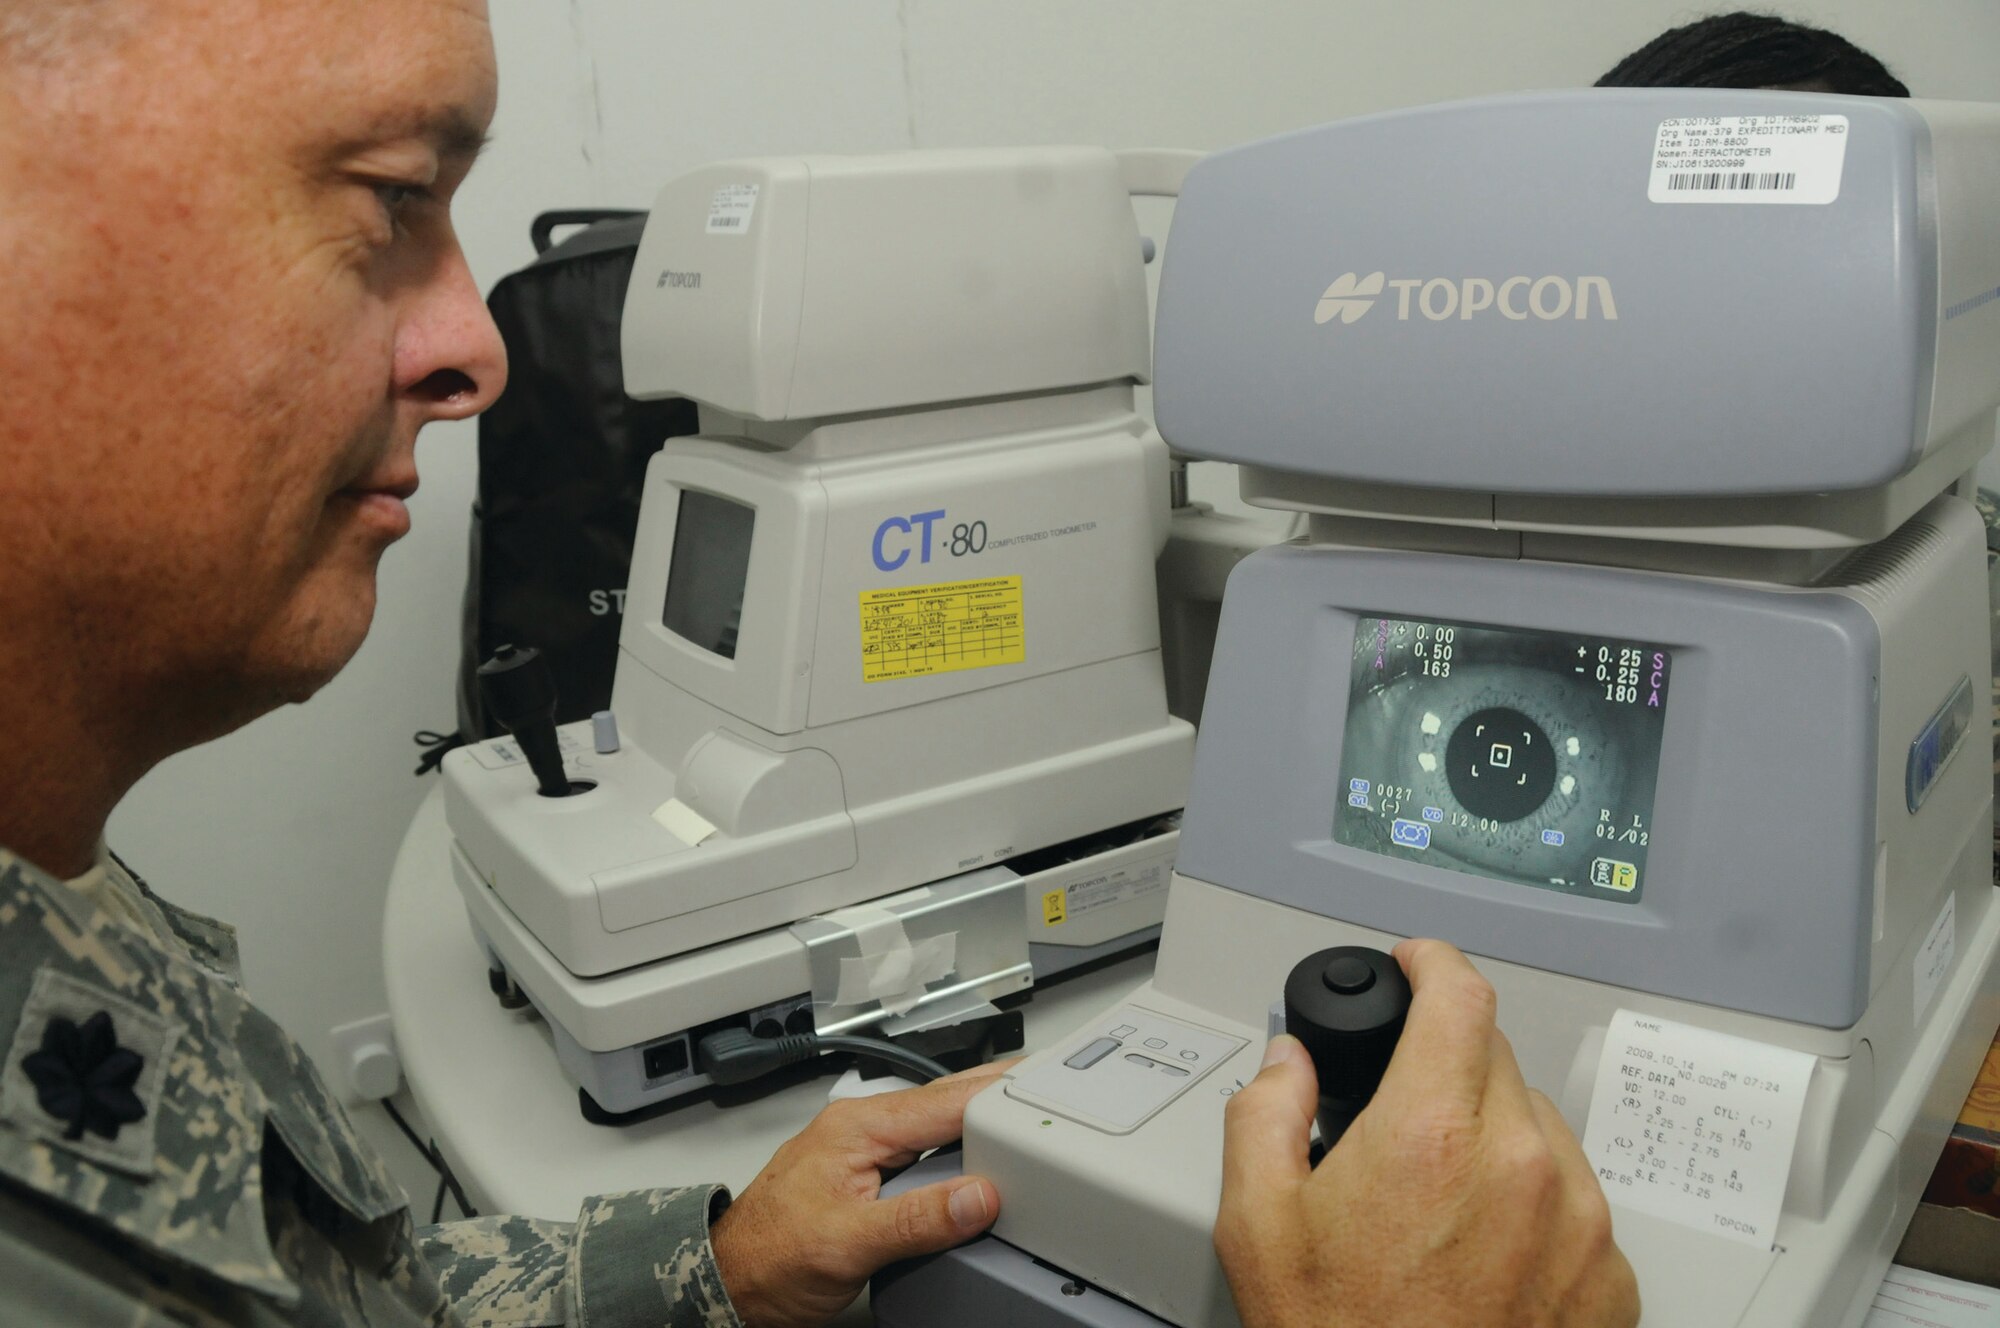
[826,905,958,1016]
[652,798,717,847]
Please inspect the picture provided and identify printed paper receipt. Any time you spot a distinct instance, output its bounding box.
[1582,1010,1816,1248]
[1866,1266,2000,1328]
[860,576,1025,683]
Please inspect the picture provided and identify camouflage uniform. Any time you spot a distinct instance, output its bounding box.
[0,850,744,1327]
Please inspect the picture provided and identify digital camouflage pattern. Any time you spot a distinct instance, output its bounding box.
[0,850,743,1327]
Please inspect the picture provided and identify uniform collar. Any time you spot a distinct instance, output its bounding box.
[102,850,244,984]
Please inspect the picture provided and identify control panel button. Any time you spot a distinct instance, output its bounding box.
[1064,1036,1122,1071]
[1008,1004,1249,1135]
[1322,956,1376,996]
[1125,1053,1189,1077]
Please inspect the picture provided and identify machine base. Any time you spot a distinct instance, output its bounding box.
[874,1156,1170,1328]
[461,824,1179,1116]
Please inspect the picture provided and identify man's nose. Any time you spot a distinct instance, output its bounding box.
[396,241,509,422]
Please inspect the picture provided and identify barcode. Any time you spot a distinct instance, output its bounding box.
[710,216,743,228]
[1666,171,1797,192]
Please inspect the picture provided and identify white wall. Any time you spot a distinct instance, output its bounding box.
[108,0,2000,1203]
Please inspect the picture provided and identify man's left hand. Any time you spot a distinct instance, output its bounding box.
[708,1061,1008,1327]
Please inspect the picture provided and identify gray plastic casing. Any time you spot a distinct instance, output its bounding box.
[1175,497,1990,1030]
[1152,91,2000,497]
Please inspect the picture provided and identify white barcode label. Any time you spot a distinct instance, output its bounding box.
[706,183,759,235]
[1649,115,1847,205]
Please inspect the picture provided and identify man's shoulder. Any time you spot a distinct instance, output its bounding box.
[0,851,90,936]
[0,851,297,1304]
[0,851,241,1033]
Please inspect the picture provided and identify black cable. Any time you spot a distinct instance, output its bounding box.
[381,1096,478,1221]
[412,729,466,776]
[695,1026,951,1088]
[438,1156,477,1220]
[810,1034,951,1084]
[381,1098,434,1167]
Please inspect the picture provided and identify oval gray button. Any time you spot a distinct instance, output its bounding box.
[1063,1036,1122,1070]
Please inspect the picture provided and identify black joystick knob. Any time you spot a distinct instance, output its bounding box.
[1283,945,1411,1151]
[476,644,575,798]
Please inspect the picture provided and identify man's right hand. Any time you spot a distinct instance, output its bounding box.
[708,1062,1006,1328]
[1214,938,1640,1327]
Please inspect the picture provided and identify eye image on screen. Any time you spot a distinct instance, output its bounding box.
[1333,616,1672,904]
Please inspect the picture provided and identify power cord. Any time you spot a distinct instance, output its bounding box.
[696,1027,950,1088]
[411,729,466,776]
[381,1096,478,1222]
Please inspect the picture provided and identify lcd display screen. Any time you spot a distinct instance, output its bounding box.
[1334,616,1672,903]
[662,490,755,659]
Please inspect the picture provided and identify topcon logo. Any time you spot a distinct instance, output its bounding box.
[1314,271,1618,324]
[1314,271,1385,324]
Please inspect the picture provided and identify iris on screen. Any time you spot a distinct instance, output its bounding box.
[1333,615,1672,904]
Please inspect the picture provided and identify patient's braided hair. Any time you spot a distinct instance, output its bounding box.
[1597,11,1909,97]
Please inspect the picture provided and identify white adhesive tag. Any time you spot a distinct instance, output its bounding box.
[706,183,759,234]
[652,798,717,847]
[1914,893,1957,1026]
[1072,861,1168,919]
[1649,115,1848,204]
[466,728,584,772]
[1583,1010,1815,1248]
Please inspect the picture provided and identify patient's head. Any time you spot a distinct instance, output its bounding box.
[1598,11,1908,96]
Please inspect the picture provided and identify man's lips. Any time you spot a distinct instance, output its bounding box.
[336,471,419,539]
[345,472,420,501]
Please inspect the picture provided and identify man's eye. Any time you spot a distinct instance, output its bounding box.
[370,182,429,228]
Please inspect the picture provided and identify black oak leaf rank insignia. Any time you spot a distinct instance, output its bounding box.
[21,1010,148,1142]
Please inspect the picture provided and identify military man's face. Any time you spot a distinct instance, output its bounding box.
[0,0,506,733]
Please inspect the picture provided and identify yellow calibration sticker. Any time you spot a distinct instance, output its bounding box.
[860,576,1025,683]
[1042,889,1067,927]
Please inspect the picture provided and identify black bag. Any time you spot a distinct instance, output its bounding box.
[441,209,699,752]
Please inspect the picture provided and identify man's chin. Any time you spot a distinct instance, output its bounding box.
[241,584,381,710]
